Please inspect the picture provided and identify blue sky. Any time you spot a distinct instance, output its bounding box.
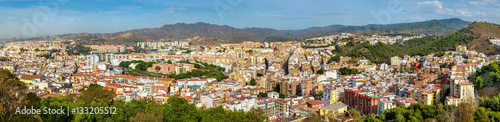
[0,0,499,39]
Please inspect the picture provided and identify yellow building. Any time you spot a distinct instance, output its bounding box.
[320,102,347,120]
[19,75,43,84]
[1,66,13,71]
[412,88,441,105]
[456,45,467,53]
[417,90,434,105]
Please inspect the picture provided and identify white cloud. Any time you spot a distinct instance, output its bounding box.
[312,10,352,16]
[163,7,186,13]
[418,1,444,9]
[417,1,472,17]
[119,5,142,10]
[470,0,500,7]
[95,5,143,15]
[98,10,126,14]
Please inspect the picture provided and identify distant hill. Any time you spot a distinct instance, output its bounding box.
[437,18,472,29]
[9,18,473,46]
[460,22,500,54]
[398,21,500,55]
[53,22,296,45]
[280,25,344,37]
[287,18,471,38]
[333,21,500,64]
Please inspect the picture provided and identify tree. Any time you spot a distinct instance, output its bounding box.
[306,113,322,122]
[244,108,267,122]
[458,100,476,122]
[264,58,269,70]
[130,103,163,122]
[490,51,496,55]
[166,60,172,64]
[315,90,323,98]
[257,92,268,98]
[440,62,449,69]
[379,113,386,121]
[162,96,199,122]
[365,114,382,122]
[395,114,406,122]
[0,69,27,109]
[279,93,286,99]
[155,66,161,72]
[22,93,41,109]
[200,106,247,122]
[275,82,280,92]
[346,41,355,47]
[328,53,342,63]
[462,54,468,59]
[349,109,361,119]
[0,69,42,122]
[250,78,257,86]
[339,67,360,75]
[102,100,150,122]
[135,63,147,71]
[317,69,325,74]
[77,84,116,105]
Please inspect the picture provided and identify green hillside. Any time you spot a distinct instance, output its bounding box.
[333,22,492,64]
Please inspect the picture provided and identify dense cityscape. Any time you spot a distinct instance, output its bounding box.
[2,25,500,121]
[2,0,500,122]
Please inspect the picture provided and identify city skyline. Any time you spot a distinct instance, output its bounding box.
[1,0,500,120]
[0,0,499,39]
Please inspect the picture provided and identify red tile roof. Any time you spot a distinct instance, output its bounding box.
[306,100,325,105]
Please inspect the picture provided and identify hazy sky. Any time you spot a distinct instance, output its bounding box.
[0,0,499,39]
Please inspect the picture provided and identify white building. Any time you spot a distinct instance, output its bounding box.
[225,95,257,112]
[322,83,347,105]
[86,55,99,66]
[205,94,221,108]
[325,70,338,79]
[219,81,242,92]
[377,98,395,115]
[97,62,110,71]
[380,63,388,71]
[391,56,400,66]
[177,78,217,89]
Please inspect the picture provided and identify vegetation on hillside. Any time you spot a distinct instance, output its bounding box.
[473,61,500,90]
[327,21,500,65]
[333,27,477,64]
[338,67,360,75]
[335,41,403,64]
[396,32,476,56]
[460,22,500,54]
[356,100,488,122]
[118,60,228,81]
[67,45,92,55]
[380,33,418,37]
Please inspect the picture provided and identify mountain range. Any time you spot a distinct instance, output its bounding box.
[10,18,472,45]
